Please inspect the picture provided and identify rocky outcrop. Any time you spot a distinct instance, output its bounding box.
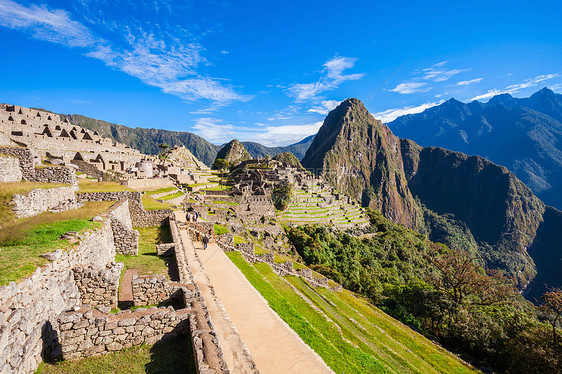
[273,152,303,169]
[302,98,423,229]
[215,139,251,167]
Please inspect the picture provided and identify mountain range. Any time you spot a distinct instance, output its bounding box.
[388,87,562,209]
[303,98,561,301]
[65,114,314,166]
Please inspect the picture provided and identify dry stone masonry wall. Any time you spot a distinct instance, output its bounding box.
[131,275,183,307]
[73,263,123,308]
[0,154,22,182]
[0,218,116,374]
[56,305,191,361]
[106,200,139,255]
[10,185,82,218]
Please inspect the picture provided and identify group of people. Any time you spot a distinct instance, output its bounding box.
[186,211,200,222]
[185,208,209,250]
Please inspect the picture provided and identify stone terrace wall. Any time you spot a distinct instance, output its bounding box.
[0,218,116,374]
[34,166,76,185]
[131,275,183,307]
[0,155,22,182]
[77,192,173,228]
[73,263,123,308]
[0,147,76,184]
[0,146,35,180]
[10,185,82,218]
[56,305,190,361]
[106,200,138,255]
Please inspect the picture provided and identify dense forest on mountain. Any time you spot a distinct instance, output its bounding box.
[287,211,562,373]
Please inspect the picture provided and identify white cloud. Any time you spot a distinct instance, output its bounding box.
[251,122,323,147]
[421,61,467,82]
[0,0,248,106]
[191,118,236,144]
[469,73,560,102]
[390,82,430,94]
[287,56,364,101]
[0,0,95,47]
[550,83,562,92]
[307,100,341,115]
[391,61,467,95]
[457,78,483,86]
[374,101,444,123]
[470,89,502,102]
[505,73,560,94]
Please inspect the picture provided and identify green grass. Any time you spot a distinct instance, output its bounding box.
[144,187,176,196]
[226,251,478,374]
[204,185,233,191]
[160,191,185,201]
[36,336,196,374]
[141,196,171,211]
[78,180,132,193]
[212,200,238,205]
[116,226,173,277]
[213,223,228,235]
[233,234,247,245]
[0,201,113,285]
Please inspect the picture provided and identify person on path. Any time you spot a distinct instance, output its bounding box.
[203,235,209,250]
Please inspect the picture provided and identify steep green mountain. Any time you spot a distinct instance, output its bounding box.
[304,98,560,291]
[388,87,562,209]
[302,98,423,229]
[241,135,314,160]
[66,114,219,166]
[401,140,545,286]
[215,139,251,166]
[273,152,303,169]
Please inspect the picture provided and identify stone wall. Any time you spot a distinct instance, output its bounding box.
[0,218,116,373]
[56,305,190,361]
[10,185,82,218]
[0,147,76,184]
[131,275,183,307]
[124,178,174,191]
[0,154,22,182]
[77,192,173,228]
[106,200,139,255]
[156,243,176,256]
[73,263,123,308]
[34,166,77,185]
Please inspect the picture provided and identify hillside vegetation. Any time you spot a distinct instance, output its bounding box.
[227,251,477,374]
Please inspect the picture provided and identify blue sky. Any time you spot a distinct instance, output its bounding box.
[0,0,561,146]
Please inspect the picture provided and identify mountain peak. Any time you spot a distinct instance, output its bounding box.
[215,138,250,166]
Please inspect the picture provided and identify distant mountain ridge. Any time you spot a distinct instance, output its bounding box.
[65,114,314,166]
[303,98,560,298]
[388,87,562,209]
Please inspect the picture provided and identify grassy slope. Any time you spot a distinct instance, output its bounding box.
[36,336,196,374]
[226,251,478,374]
[0,201,113,285]
[116,226,173,277]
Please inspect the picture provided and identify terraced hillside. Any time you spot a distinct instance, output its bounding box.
[280,187,370,228]
[227,251,478,374]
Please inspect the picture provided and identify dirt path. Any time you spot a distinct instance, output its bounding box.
[119,269,136,309]
[175,213,258,373]
[197,242,333,374]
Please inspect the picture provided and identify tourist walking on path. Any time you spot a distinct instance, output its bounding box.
[203,235,209,250]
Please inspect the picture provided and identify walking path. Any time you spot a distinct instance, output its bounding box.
[118,269,136,309]
[176,217,332,373]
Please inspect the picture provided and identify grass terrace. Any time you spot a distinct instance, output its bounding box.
[0,201,114,285]
[78,180,132,193]
[116,226,173,277]
[160,191,185,201]
[36,336,196,374]
[144,187,176,196]
[213,223,228,236]
[141,196,171,211]
[226,251,478,374]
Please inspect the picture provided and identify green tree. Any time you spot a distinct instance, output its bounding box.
[212,158,230,186]
[540,289,562,347]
